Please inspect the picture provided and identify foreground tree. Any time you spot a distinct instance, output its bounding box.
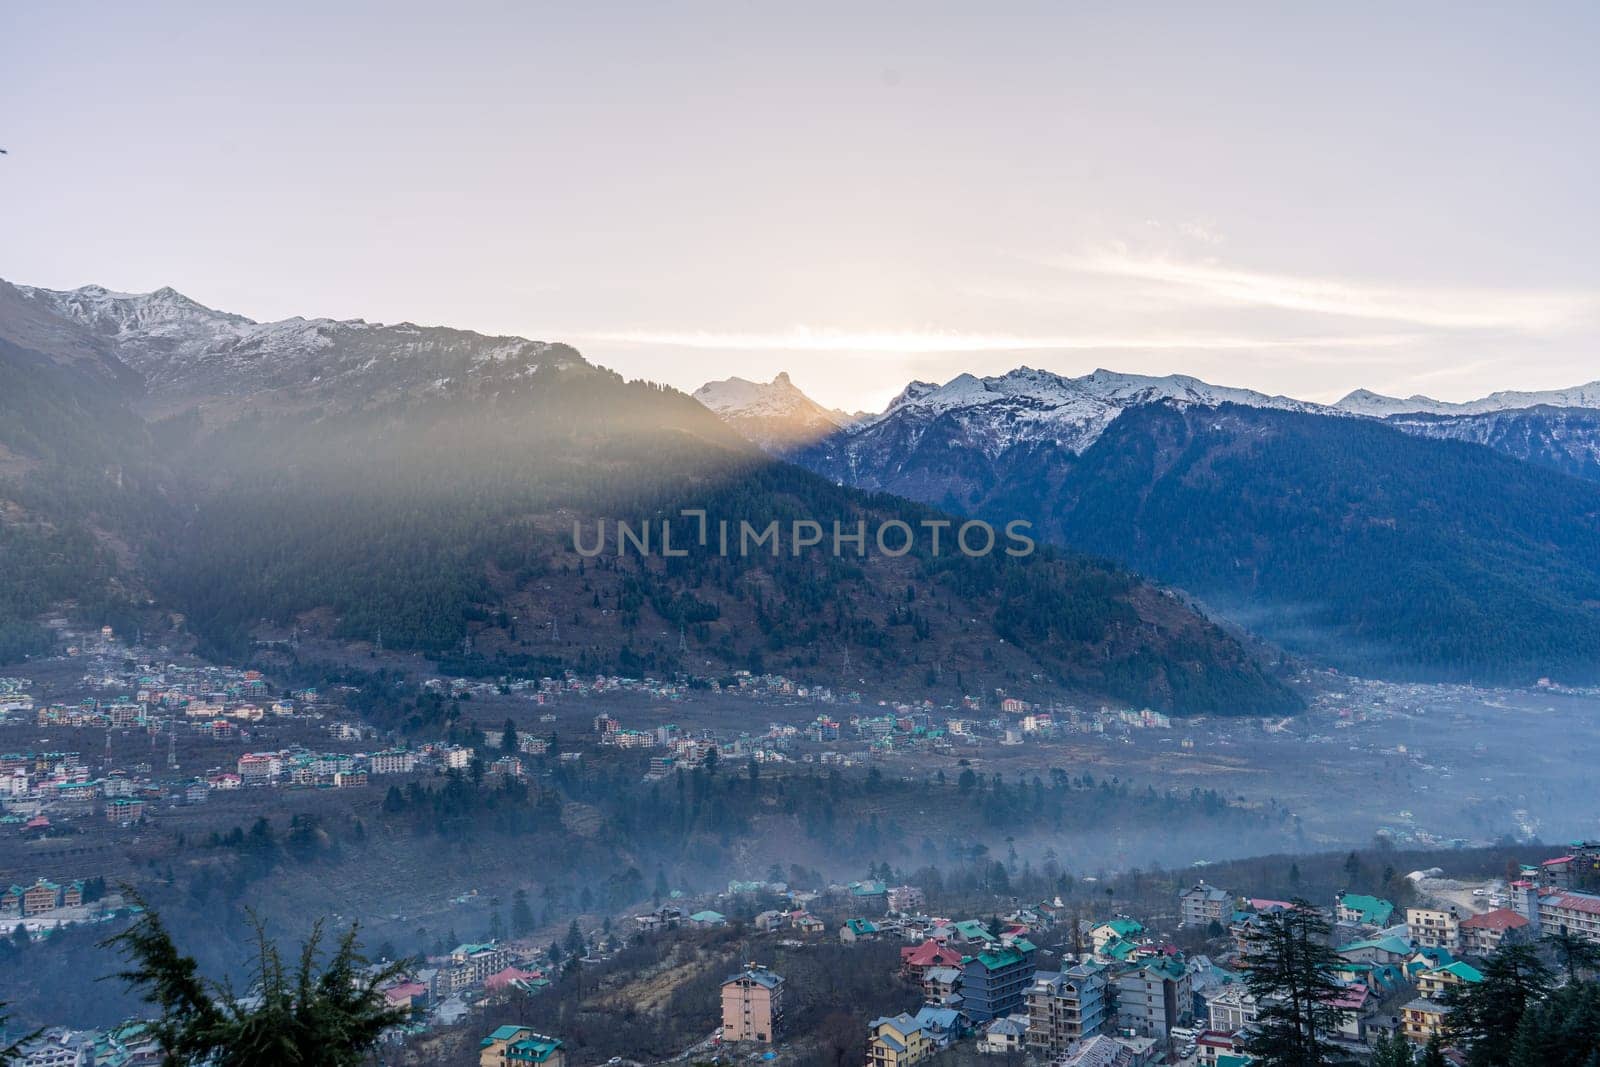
[1240,899,1350,1067]
[1441,942,1553,1067]
[104,900,411,1066]
[1505,979,1600,1067]
[1544,929,1600,983]
[1370,1030,1416,1067]
[1,1001,42,1064]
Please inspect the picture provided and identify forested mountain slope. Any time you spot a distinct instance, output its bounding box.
[0,281,1296,714]
[838,401,1600,683]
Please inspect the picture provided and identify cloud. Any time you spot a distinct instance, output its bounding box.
[1176,220,1224,245]
[1057,250,1595,331]
[580,326,1417,355]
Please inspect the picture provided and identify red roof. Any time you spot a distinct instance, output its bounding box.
[1249,898,1294,912]
[1460,908,1529,931]
[383,981,428,1004]
[901,939,965,968]
[485,965,540,991]
[1330,986,1370,1010]
[1543,892,1600,917]
[1542,856,1575,866]
[1196,1031,1238,1049]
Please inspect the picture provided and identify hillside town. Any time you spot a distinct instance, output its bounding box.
[13,833,1600,1067]
[5,628,1600,1066]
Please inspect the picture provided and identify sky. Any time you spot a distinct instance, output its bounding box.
[4,2,1598,412]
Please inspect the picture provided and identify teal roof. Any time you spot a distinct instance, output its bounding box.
[974,943,1033,971]
[1338,935,1411,956]
[508,1036,562,1063]
[1102,938,1139,961]
[485,1025,528,1043]
[1337,893,1395,925]
[1431,960,1484,983]
[1139,955,1188,981]
[1098,918,1144,937]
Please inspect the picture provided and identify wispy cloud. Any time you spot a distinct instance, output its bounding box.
[1057,250,1595,331]
[581,326,1416,355]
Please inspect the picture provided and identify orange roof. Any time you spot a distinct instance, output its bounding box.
[1460,908,1529,931]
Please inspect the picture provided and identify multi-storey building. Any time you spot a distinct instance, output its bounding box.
[721,966,784,1043]
[479,1026,564,1067]
[105,798,144,825]
[1416,961,1483,1000]
[1459,907,1530,954]
[237,753,278,785]
[444,942,512,992]
[369,749,415,775]
[22,878,63,915]
[1116,955,1192,1042]
[1180,882,1231,928]
[1025,965,1108,1057]
[1206,985,1261,1033]
[1401,997,1449,1044]
[866,1009,961,1067]
[887,885,926,911]
[959,940,1037,1022]
[1406,905,1462,951]
[1533,890,1600,944]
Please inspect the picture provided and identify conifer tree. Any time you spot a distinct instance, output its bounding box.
[1239,899,1349,1067]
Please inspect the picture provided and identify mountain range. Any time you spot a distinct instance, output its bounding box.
[692,372,860,452]
[703,365,1600,684]
[0,279,1296,715]
[705,363,1600,474]
[11,273,1599,699]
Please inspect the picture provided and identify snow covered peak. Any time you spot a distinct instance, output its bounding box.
[692,371,859,452]
[693,371,819,417]
[7,279,588,407]
[1335,382,1600,417]
[885,380,941,409]
[22,282,254,339]
[859,365,1323,455]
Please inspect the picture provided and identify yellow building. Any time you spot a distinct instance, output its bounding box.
[1416,961,1483,1000]
[1405,906,1461,951]
[1401,997,1449,1044]
[867,1012,936,1067]
[479,1026,563,1067]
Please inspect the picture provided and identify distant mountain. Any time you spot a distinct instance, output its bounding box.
[1336,381,1600,417]
[6,281,594,416]
[791,367,1327,505]
[692,371,858,452]
[855,366,1322,457]
[787,366,1600,684]
[1370,407,1600,483]
[698,365,1600,477]
[0,279,1297,714]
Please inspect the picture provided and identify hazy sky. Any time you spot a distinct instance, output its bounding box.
[5,2,1597,410]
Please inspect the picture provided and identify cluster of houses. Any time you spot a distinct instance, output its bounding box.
[4,1020,163,1067]
[667,851,1600,1067]
[0,874,88,918]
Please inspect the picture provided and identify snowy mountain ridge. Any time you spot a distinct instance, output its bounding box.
[1335,382,1600,417]
[845,365,1329,457]
[6,280,590,410]
[691,371,861,452]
